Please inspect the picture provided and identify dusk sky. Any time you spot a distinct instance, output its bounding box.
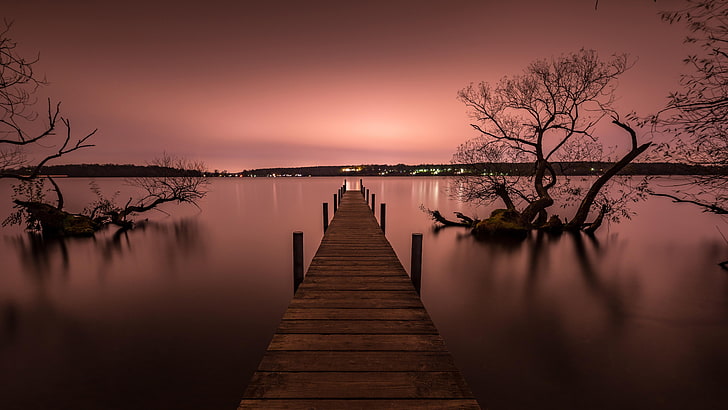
[5,0,689,171]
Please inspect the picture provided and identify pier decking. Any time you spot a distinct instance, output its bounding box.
[239,190,481,409]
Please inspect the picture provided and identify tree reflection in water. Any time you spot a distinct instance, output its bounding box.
[2,218,204,343]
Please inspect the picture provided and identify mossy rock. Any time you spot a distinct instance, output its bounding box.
[18,201,98,237]
[61,214,97,236]
[472,208,528,240]
[540,215,564,233]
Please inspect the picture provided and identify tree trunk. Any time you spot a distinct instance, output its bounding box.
[494,183,516,210]
[521,158,554,225]
[426,210,473,227]
[566,120,651,231]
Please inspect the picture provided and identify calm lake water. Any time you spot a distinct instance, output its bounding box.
[1,177,727,409]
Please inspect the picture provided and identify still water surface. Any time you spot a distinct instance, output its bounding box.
[1,177,727,409]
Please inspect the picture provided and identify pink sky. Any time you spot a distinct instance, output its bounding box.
[5,0,688,171]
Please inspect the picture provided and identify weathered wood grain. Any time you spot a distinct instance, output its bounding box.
[244,372,474,399]
[257,351,458,372]
[266,334,447,351]
[276,319,438,334]
[282,308,430,321]
[239,399,481,409]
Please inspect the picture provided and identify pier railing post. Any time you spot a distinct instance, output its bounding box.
[323,203,329,232]
[371,193,376,213]
[411,233,423,295]
[334,194,338,213]
[366,189,370,204]
[293,231,304,293]
[380,203,386,234]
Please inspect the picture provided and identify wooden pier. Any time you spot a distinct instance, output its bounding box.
[239,190,481,409]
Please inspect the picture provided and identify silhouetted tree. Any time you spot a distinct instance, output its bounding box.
[436,49,651,236]
[648,0,728,214]
[102,155,209,229]
[0,20,95,180]
[0,22,208,236]
[5,154,209,236]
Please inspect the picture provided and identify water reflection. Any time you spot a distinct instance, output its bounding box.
[2,302,19,343]
[2,218,206,341]
[423,215,726,409]
[1,177,727,410]
[8,218,204,274]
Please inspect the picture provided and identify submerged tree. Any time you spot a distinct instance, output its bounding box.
[435,49,651,237]
[5,154,209,236]
[647,0,728,214]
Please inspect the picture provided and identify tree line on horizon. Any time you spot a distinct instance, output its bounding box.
[241,162,726,178]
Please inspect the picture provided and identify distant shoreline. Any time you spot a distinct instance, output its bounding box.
[238,162,726,178]
[7,162,725,178]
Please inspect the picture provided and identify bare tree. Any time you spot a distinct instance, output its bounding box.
[0,21,208,237]
[435,49,651,236]
[647,0,728,214]
[6,154,209,236]
[104,155,210,229]
[0,20,95,181]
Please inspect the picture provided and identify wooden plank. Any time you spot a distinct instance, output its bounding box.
[276,319,438,334]
[282,308,430,321]
[305,267,407,276]
[294,290,420,299]
[288,297,423,309]
[257,351,458,372]
[267,334,447,351]
[297,276,414,291]
[243,372,474,399]
[239,399,481,409]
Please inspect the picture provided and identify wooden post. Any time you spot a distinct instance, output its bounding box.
[334,194,338,213]
[380,203,386,234]
[371,193,376,213]
[411,233,423,295]
[293,231,304,293]
[323,202,329,232]
[366,189,370,204]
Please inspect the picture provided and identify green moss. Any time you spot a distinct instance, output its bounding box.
[472,208,528,240]
[61,214,97,236]
[541,215,564,233]
[19,202,98,237]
